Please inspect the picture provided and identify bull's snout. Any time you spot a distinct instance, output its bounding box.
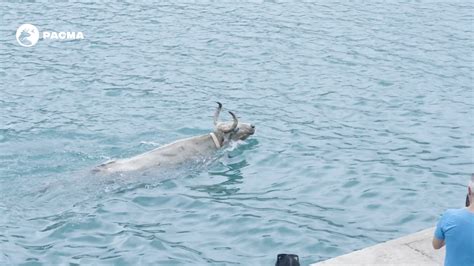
[249,124,256,134]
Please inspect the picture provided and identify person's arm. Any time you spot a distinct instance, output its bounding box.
[433,212,446,249]
[432,237,445,249]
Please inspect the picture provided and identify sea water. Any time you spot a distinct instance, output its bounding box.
[0,1,472,265]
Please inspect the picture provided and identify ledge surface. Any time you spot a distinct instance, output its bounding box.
[311,227,444,266]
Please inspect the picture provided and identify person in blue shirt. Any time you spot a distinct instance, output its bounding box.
[433,174,474,266]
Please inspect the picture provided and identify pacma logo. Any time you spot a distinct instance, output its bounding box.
[16,23,84,47]
[43,31,84,40]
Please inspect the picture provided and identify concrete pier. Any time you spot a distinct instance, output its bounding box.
[312,227,444,266]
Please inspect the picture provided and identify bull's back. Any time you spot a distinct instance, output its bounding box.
[94,134,215,174]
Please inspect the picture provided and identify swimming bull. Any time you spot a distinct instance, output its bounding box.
[94,102,255,174]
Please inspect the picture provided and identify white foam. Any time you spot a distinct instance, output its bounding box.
[226,140,246,151]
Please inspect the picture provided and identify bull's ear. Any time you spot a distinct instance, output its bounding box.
[233,128,240,133]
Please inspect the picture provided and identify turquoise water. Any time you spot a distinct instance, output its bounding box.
[1,1,473,265]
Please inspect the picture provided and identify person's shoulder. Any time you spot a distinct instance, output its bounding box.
[443,208,468,218]
[442,208,456,215]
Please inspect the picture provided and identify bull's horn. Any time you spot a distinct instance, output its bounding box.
[225,111,238,132]
[214,102,222,125]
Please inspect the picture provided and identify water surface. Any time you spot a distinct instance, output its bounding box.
[0,1,473,265]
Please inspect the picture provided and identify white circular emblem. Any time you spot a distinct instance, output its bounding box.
[16,24,39,47]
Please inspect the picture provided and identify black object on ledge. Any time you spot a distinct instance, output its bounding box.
[275,254,300,266]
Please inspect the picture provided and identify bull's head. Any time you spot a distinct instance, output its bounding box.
[213,102,255,146]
